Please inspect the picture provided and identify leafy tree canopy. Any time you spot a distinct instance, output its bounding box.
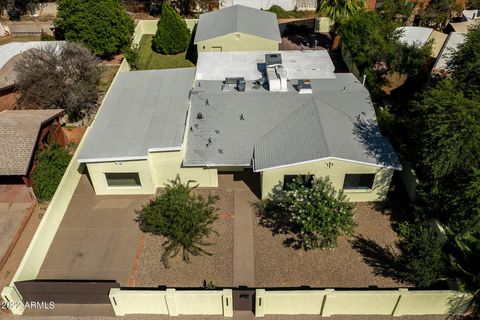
[55,0,134,57]
[32,145,72,202]
[318,0,365,24]
[398,222,446,287]
[15,42,101,121]
[151,3,190,55]
[448,24,480,95]
[262,176,356,250]
[377,0,416,24]
[411,80,480,180]
[137,175,219,268]
[417,0,462,30]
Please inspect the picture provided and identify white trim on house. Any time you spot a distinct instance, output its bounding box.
[253,156,403,172]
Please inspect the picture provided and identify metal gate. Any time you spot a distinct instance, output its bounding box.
[233,289,255,312]
[15,280,120,304]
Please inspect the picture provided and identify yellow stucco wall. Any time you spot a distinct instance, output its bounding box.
[86,159,156,195]
[149,150,218,188]
[197,32,279,52]
[86,149,218,195]
[260,158,394,202]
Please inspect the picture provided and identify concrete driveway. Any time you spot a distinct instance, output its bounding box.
[37,175,150,286]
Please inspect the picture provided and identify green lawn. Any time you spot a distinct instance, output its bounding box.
[137,34,195,70]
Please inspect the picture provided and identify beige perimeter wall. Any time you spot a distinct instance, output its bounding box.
[110,288,233,317]
[255,289,471,317]
[260,158,394,202]
[197,32,279,52]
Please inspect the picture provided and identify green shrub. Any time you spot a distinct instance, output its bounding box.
[398,222,446,287]
[137,175,219,267]
[40,33,55,41]
[55,0,134,58]
[123,43,140,70]
[32,146,72,202]
[152,3,190,55]
[265,175,356,250]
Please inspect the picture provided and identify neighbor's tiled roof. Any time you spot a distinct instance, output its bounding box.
[194,5,281,43]
[0,109,64,175]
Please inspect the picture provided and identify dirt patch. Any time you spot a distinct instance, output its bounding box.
[135,188,234,288]
[63,126,86,144]
[254,202,410,288]
[0,92,19,111]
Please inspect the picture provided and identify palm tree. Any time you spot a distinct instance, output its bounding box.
[318,0,365,49]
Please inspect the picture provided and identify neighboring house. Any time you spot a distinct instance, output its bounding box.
[447,9,480,32]
[78,52,401,202]
[432,32,466,74]
[194,5,281,53]
[0,109,66,186]
[397,26,447,58]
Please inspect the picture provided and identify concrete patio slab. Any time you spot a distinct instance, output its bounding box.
[37,176,150,286]
[0,184,34,270]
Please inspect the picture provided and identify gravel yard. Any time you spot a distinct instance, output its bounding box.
[135,188,234,288]
[254,202,410,288]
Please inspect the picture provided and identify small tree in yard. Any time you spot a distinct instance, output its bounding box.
[265,176,356,250]
[15,42,100,121]
[32,145,72,202]
[152,3,190,55]
[137,175,219,268]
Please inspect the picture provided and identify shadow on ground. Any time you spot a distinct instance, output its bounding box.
[350,235,408,284]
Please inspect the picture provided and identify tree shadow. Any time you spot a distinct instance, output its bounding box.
[352,116,402,170]
[350,235,409,284]
[252,199,304,250]
[185,23,198,65]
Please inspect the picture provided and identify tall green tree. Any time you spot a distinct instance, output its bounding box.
[151,3,190,55]
[411,80,480,180]
[448,24,480,95]
[137,175,219,268]
[55,0,134,57]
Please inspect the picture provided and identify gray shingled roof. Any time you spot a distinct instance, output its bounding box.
[194,5,281,44]
[78,68,195,163]
[0,109,64,175]
[184,74,401,171]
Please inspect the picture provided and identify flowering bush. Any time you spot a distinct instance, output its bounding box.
[267,175,356,249]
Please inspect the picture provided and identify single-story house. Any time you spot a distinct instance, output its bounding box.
[397,26,448,58]
[0,109,66,186]
[432,32,466,74]
[194,5,281,53]
[78,52,401,202]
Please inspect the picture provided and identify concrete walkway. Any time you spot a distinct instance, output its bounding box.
[218,173,259,288]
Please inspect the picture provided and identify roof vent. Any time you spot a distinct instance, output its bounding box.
[265,53,282,67]
[197,112,203,120]
[298,80,312,94]
[237,79,246,92]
